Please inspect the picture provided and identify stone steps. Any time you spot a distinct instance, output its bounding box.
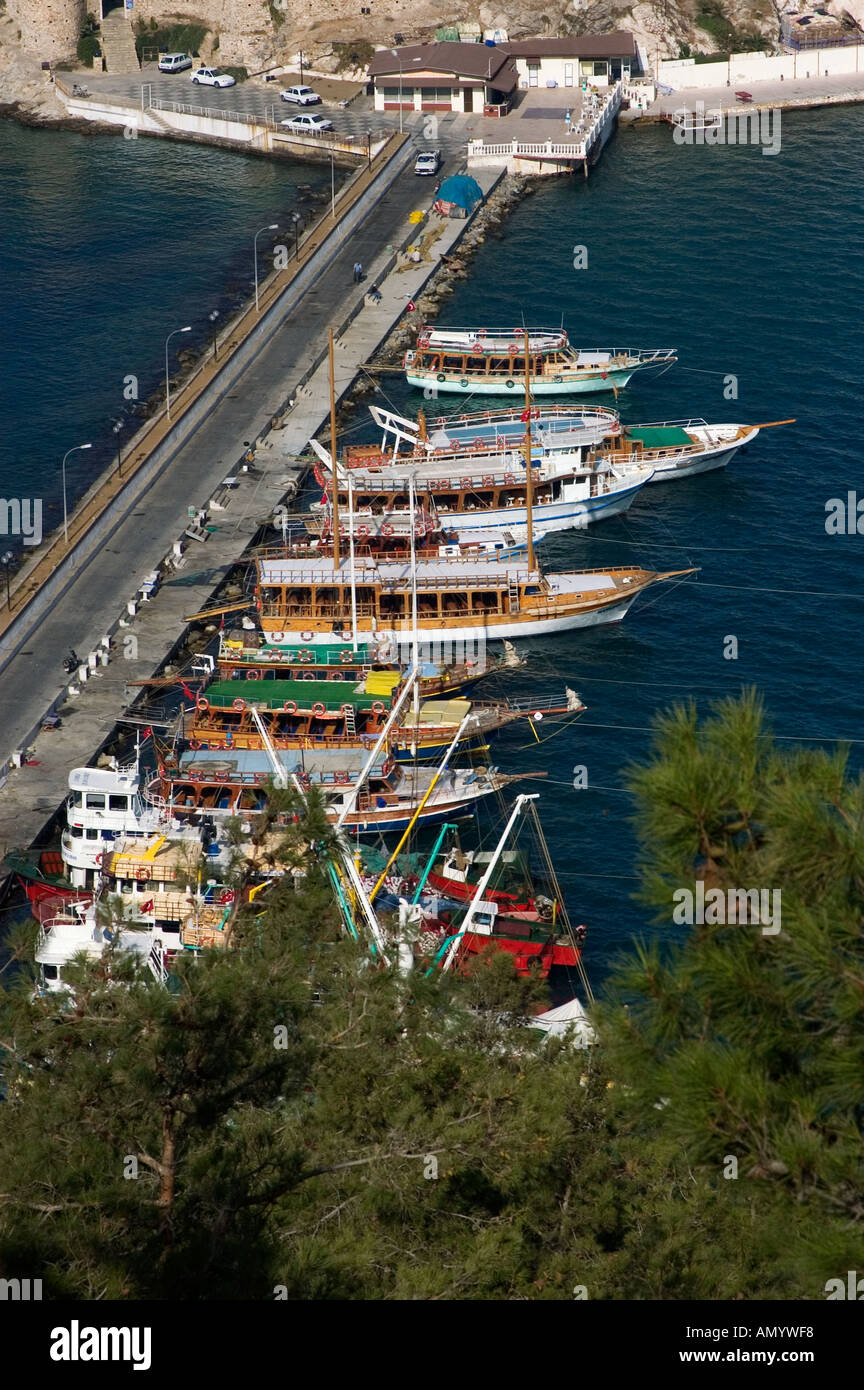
[99,12,140,76]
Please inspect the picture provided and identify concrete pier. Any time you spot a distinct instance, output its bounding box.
[0,153,504,868]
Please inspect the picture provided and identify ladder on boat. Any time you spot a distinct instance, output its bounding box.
[343,704,357,736]
[507,577,520,614]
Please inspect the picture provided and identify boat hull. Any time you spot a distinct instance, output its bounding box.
[406,369,636,397]
[645,443,741,482]
[439,474,647,538]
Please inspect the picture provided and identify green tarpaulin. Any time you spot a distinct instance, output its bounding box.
[625,426,693,449]
[203,679,375,713]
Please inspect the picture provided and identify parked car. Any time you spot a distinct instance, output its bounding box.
[158,53,193,74]
[414,149,441,176]
[280,85,321,105]
[280,113,334,134]
[191,67,236,88]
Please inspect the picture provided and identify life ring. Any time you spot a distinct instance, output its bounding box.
[371,700,386,715]
[381,523,394,537]
[340,650,354,664]
[283,700,297,714]
[341,703,353,715]
[481,475,494,487]
[196,696,209,712]
[554,374,563,384]
[189,740,201,751]
[504,474,516,485]
[505,379,515,389]
[270,631,284,643]
[246,669,260,680]
[331,672,343,682]
[299,649,314,664]
[312,702,326,717]
[471,342,483,353]
[508,345,518,356]
[189,769,202,782]
[436,373,446,383]
[460,379,469,389]
[300,630,314,642]
[357,525,370,537]
[158,763,166,777]
[233,698,246,712]
[340,629,352,642]
[254,772,268,785]
[460,477,473,490]
[335,771,350,785]
[138,868,151,881]
[301,671,315,681]
[474,438,485,448]
[216,770,229,782]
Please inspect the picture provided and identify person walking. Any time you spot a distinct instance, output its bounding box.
[353,261,364,283]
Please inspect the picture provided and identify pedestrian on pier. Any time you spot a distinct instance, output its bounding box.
[353,261,364,283]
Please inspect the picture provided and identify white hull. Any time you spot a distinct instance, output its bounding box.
[642,427,758,483]
[406,369,636,397]
[439,474,648,539]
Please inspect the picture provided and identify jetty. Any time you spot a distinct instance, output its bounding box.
[0,143,504,869]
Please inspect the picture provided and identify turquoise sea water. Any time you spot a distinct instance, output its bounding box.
[2,109,863,979]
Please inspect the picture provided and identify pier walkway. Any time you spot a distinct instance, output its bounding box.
[0,151,503,865]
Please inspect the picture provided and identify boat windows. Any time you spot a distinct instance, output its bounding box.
[70,791,83,808]
[108,794,128,811]
[70,825,83,839]
[43,964,59,981]
[86,829,99,841]
[85,793,106,809]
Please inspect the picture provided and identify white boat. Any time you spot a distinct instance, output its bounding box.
[34,900,169,995]
[403,326,677,397]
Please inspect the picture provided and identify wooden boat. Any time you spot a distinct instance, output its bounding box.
[252,552,694,648]
[183,676,581,763]
[403,326,677,397]
[149,747,524,833]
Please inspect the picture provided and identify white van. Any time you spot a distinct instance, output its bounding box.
[158,53,193,73]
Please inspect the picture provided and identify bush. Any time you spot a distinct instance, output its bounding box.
[135,23,209,59]
[77,33,101,68]
[221,66,248,83]
[331,40,375,73]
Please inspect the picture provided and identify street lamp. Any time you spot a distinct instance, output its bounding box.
[112,418,125,478]
[299,50,305,85]
[165,325,192,422]
[254,223,279,313]
[329,151,335,219]
[1,551,14,609]
[391,48,403,134]
[62,443,92,546]
[291,211,302,260]
[209,308,220,361]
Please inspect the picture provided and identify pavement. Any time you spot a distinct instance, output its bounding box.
[0,148,502,861]
[648,68,864,117]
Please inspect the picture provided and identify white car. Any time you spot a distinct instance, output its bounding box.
[280,85,321,105]
[158,53,192,74]
[414,150,441,176]
[191,67,236,88]
[280,113,333,134]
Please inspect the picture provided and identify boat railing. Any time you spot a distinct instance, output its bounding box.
[425,404,619,428]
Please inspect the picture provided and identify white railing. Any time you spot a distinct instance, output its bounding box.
[468,81,623,164]
[145,94,383,156]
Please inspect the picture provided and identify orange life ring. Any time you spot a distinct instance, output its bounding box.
[196,696,209,711]
[460,477,473,489]
[372,700,386,715]
[471,341,483,353]
[301,630,314,642]
[216,770,229,782]
[270,631,284,643]
[508,345,518,356]
[335,771,350,784]
[138,868,151,881]
[312,702,326,717]
[341,629,352,641]
[381,523,394,537]
[504,474,516,485]
[299,649,314,663]
[246,669,260,680]
[481,475,494,487]
[158,763,166,777]
[233,698,246,712]
[340,650,354,664]
[283,700,297,714]
[356,526,370,537]
[189,740,201,751]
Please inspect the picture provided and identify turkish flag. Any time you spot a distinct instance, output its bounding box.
[407,300,416,312]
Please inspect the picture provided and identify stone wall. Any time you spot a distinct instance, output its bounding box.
[130,2,278,68]
[7,0,86,61]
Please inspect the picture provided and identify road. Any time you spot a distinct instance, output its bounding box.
[0,143,440,774]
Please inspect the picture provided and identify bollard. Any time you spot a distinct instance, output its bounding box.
[87,652,98,671]
[127,599,137,618]
[78,665,89,683]
[173,541,184,559]
[99,650,109,667]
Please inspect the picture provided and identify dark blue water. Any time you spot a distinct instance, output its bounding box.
[0,123,330,541]
[3,109,862,981]
[354,107,864,976]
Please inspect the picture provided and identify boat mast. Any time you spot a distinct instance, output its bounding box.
[329,328,341,571]
[409,473,420,723]
[523,330,535,572]
[441,792,538,971]
[347,471,358,651]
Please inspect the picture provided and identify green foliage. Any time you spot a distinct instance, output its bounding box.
[268,1,285,29]
[1,705,861,1299]
[135,23,209,60]
[221,66,249,84]
[77,16,100,69]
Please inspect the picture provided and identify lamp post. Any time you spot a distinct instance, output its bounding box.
[113,418,125,478]
[391,48,403,134]
[62,442,92,546]
[299,50,305,85]
[254,223,279,313]
[209,308,220,361]
[1,551,14,609]
[366,130,372,169]
[329,150,335,219]
[165,325,192,422]
[291,211,301,260]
